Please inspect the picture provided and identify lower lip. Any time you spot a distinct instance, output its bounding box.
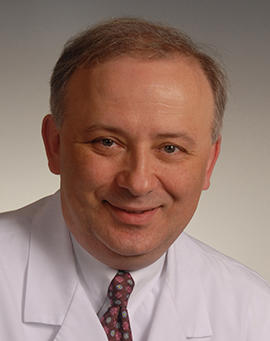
[104,202,160,226]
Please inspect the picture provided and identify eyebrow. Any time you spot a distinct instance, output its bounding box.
[155,132,196,146]
[84,124,196,146]
[84,124,125,135]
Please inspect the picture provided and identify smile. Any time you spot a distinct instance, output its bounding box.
[104,201,160,225]
[118,207,156,214]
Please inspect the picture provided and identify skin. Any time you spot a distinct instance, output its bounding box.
[42,56,221,270]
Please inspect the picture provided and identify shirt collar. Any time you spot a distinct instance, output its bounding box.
[71,234,115,313]
[71,234,166,314]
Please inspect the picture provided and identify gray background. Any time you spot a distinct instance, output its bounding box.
[1,1,269,282]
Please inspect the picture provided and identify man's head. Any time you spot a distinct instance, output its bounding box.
[50,17,226,142]
[42,18,227,270]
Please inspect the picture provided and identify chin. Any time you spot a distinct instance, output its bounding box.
[106,241,149,257]
[103,232,166,260]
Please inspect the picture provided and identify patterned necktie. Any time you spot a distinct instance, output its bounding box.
[100,270,134,340]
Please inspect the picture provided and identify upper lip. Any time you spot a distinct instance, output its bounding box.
[105,201,160,212]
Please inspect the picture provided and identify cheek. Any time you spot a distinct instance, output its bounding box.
[162,162,207,200]
[61,147,116,191]
[161,165,206,235]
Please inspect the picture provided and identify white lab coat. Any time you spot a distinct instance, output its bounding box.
[0,192,270,340]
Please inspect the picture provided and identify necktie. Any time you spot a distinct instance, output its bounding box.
[100,270,134,340]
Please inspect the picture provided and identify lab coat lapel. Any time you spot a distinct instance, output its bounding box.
[161,234,213,340]
[54,284,107,341]
[23,193,108,340]
[24,193,77,326]
[147,283,187,340]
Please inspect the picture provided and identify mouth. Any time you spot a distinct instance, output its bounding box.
[103,201,161,225]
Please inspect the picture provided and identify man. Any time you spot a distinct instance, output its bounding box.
[0,18,269,340]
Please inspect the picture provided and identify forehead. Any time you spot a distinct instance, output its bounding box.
[64,56,214,138]
[66,56,213,107]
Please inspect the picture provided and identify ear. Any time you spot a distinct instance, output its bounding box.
[203,136,221,190]
[42,114,61,174]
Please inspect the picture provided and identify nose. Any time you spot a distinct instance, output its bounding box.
[115,149,158,197]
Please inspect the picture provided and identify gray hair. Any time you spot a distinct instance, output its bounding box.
[50,17,227,142]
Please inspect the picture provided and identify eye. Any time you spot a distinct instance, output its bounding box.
[89,137,123,155]
[100,138,115,147]
[163,144,180,154]
[91,137,116,147]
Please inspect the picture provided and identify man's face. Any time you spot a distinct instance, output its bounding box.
[43,56,220,270]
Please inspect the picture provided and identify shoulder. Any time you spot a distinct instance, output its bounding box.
[0,193,59,273]
[169,233,270,336]
[0,193,63,339]
[175,232,270,294]
[0,194,56,241]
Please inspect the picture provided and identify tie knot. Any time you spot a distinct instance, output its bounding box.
[108,270,134,307]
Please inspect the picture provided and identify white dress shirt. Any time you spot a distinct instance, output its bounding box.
[71,234,166,340]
